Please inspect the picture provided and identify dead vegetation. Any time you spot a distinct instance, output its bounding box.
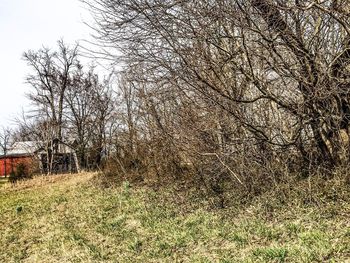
[1,172,96,191]
[72,0,350,194]
[1,1,345,202]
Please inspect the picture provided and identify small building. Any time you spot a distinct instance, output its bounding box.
[0,141,39,177]
[0,140,80,176]
[39,139,80,174]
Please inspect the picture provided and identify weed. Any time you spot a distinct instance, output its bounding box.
[16,205,23,213]
[286,222,303,236]
[253,247,288,262]
[129,237,143,253]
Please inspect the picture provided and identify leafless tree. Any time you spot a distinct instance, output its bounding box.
[0,127,12,177]
[23,40,79,145]
[89,75,115,168]
[83,0,350,172]
[65,66,98,168]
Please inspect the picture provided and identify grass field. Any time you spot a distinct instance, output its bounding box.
[0,173,349,262]
[0,177,8,188]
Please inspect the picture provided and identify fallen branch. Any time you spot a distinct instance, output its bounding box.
[200,152,244,186]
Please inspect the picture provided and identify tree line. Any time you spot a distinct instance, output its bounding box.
[2,1,350,191]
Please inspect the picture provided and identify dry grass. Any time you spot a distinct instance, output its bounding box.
[0,177,8,188]
[0,172,349,262]
[2,172,96,191]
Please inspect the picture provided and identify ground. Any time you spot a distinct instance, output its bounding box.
[0,173,349,262]
[0,177,8,187]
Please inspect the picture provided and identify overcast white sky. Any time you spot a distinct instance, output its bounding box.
[0,0,94,128]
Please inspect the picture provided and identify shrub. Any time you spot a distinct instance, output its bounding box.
[16,163,27,179]
[9,163,32,184]
[9,172,17,184]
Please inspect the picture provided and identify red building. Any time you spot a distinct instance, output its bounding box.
[0,142,39,177]
[0,155,33,176]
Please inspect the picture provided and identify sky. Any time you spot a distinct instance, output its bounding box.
[0,0,94,128]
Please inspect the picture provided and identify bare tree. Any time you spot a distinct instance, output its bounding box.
[23,40,81,174]
[65,66,98,168]
[84,0,350,170]
[23,40,79,145]
[0,127,12,177]
[90,75,115,168]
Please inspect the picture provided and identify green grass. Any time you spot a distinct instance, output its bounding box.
[0,173,349,262]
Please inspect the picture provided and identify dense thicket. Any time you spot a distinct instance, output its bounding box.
[17,1,350,191]
[82,0,350,187]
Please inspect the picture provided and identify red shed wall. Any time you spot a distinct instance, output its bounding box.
[0,156,33,176]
